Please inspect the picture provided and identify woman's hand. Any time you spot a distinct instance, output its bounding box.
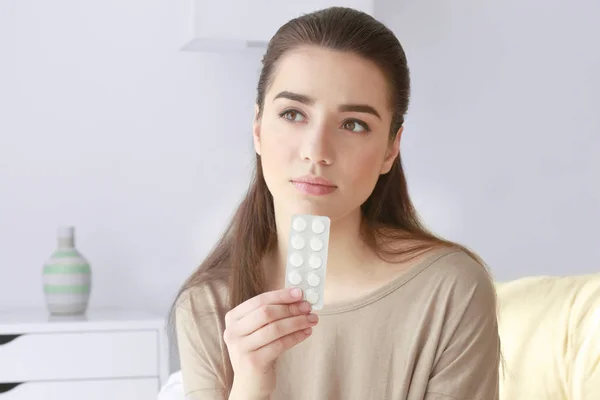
[224,287,318,399]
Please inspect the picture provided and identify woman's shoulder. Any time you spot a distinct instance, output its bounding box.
[173,278,230,394]
[376,231,493,288]
[417,246,497,306]
[428,247,493,280]
[174,277,229,322]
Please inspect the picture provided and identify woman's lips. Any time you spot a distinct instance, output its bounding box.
[291,179,337,195]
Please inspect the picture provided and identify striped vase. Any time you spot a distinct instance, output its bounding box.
[43,226,92,315]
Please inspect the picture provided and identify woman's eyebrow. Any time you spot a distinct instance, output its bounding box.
[338,104,381,120]
[274,91,381,120]
[274,91,314,105]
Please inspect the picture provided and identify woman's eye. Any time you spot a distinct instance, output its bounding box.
[342,119,369,133]
[280,110,306,123]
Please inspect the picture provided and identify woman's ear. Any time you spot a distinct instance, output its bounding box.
[252,104,261,156]
[380,126,403,174]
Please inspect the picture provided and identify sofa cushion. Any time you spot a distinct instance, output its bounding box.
[496,273,600,400]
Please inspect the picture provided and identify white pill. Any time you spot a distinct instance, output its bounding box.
[307,272,320,287]
[305,289,319,305]
[288,270,302,285]
[289,252,303,267]
[312,218,326,233]
[292,217,307,232]
[291,234,305,250]
[310,237,323,251]
[309,254,322,269]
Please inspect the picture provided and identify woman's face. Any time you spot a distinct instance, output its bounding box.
[253,45,401,220]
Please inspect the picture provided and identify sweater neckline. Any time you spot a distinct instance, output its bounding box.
[316,247,458,315]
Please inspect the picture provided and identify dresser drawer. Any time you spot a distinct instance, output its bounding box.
[0,378,158,400]
[0,331,158,382]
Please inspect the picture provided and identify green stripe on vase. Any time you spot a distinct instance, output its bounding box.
[44,264,90,274]
[44,284,91,294]
[52,250,79,258]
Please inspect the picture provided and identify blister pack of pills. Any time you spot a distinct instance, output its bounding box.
[284,214,330,310]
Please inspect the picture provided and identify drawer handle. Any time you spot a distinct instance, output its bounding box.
[0,335,22,346]
[0,383,24,394]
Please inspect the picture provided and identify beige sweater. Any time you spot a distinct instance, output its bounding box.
[175,248,500,400]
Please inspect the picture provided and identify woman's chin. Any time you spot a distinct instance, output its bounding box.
[277,198,348,220]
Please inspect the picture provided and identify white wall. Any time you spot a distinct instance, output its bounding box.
[0,0,259,318]
[0,0,598,342]
[378,0,600,280]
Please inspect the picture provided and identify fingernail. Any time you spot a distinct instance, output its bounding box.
[291,288,302,298]
[298,302,311,312]
[307,313,318,323]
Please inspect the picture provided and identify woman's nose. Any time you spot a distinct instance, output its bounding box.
[300,124,334,166]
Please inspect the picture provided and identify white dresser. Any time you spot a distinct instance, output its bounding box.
[0,310,169,400]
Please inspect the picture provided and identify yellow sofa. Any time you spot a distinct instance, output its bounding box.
[497,273,600,399]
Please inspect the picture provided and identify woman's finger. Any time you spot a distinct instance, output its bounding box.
[225,288,303,323]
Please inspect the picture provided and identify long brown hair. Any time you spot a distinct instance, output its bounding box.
[170,5,496,389]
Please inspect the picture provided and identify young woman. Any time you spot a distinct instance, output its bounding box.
[173,6,500,400]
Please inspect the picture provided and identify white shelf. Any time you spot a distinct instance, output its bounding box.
[178,0,375,53]
[0,308,170,398]
[0,308,165,334]
[181,37,268,53]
